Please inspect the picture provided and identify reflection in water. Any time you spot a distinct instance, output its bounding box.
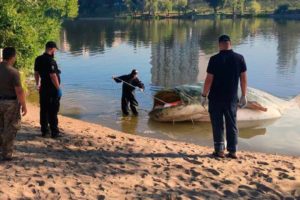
[52,19,300,156]
[276,20,300,73]
[148,120,267,141]
[120,116,139,134]
[150,21,200,87]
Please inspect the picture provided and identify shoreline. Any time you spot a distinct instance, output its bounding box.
[76,13,300,21]
[0,103,299,199]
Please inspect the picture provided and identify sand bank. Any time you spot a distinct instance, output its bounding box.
[0,103,299,199]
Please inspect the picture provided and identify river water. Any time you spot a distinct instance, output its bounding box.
[52,19,300,156]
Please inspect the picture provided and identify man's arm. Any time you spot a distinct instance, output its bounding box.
[113,75,126,83]
[34,72,40,87]
[50,73,60,89]
[15,86,27,116]
[240,72,247,96]
[134,78,145,89]
[202,73,214,96]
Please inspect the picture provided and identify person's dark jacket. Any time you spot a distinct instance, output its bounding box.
[114,74,145,97]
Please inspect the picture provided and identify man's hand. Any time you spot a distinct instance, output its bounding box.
[35,84,40,91]
[239,95,247,108]
[112,76,115,80]
[21,103,27,116]
[200,94,207,107]
[140,88,144,92]
[57,88,63,98]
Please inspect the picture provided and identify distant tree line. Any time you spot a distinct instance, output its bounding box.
[78,0,300,17]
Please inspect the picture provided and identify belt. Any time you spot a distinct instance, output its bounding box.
[0,96,17,100]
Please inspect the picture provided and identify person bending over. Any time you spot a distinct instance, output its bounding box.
[113,69,145,116]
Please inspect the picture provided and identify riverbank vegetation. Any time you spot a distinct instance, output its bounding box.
[0,0,78,77]
[78,0,300,18]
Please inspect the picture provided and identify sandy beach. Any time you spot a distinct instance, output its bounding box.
[0,103,299,199]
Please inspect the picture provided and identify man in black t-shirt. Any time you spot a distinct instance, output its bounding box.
[34,41,62,138]
[201,35,248,159]
[113,69,145,116]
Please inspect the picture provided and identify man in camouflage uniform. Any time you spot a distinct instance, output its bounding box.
[0,47,27,161]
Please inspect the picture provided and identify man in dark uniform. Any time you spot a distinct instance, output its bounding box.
[34,41,62,138]
[201,35,248,159]
[113,69,145,116]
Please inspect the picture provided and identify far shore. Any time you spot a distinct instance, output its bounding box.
[76,13,300,21]
[0,102,299,199]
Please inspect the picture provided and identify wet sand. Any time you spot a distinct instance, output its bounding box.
[0,103,299,199]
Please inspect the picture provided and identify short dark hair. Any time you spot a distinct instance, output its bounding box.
[218,35,231,43]
[2,47,16,60]
[45,41,58,49]
[131,69,138,75]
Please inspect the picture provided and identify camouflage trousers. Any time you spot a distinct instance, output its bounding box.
[0,100,21,159]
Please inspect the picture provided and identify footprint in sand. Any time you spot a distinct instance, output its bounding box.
[221,179,234,185]
[251,182,284,199]
[48,187,56,193]
[173,164,184,169]
[97,195,105,200]
[140,173,148,178]
[134,185,147,192]
[36,180,45,186]
[211,182,221,189]
[257,161,269,166]
[223,190,239,198]
[107,135,116,139]
[177,175,185,181]
[152,164,161,168]
[274,167,289,173]
[205,168,220,176]
[98,184,105,191]
[183,157,203,165]
[278,172,296,180]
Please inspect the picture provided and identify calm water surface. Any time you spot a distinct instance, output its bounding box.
[54,19,300,156]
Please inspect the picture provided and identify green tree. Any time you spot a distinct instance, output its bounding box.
[0,0,78,74]
[274,4,290,14]
[205,0,226,14]
[157,0,173,16]
[158,0,167,13]
[145,0,159,15]
[249,0,261,15]
[226,0,245,15]
[166,0,173,15]
[175,0,188,15]
[125,0,137,14]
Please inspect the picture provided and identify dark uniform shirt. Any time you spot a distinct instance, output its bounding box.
[207,50,247,102]
[34,53,61,94]
[0,62,21,97]
[114,74,145,97]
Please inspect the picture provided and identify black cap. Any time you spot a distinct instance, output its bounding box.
[46,41,58,49]
[131,69,138,75]
[218,35,231,43]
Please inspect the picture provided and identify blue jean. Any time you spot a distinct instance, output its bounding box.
[208,100,238,153]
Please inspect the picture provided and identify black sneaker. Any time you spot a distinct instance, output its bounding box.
[42,131,50,138]
[227,152,238,159]
[2,157,13,161]
[51,132,61,138]
[212,151,225,158]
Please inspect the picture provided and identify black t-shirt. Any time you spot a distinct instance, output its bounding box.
[114,74,145,97]
[207,50,247,102]
[34,53,61,94]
